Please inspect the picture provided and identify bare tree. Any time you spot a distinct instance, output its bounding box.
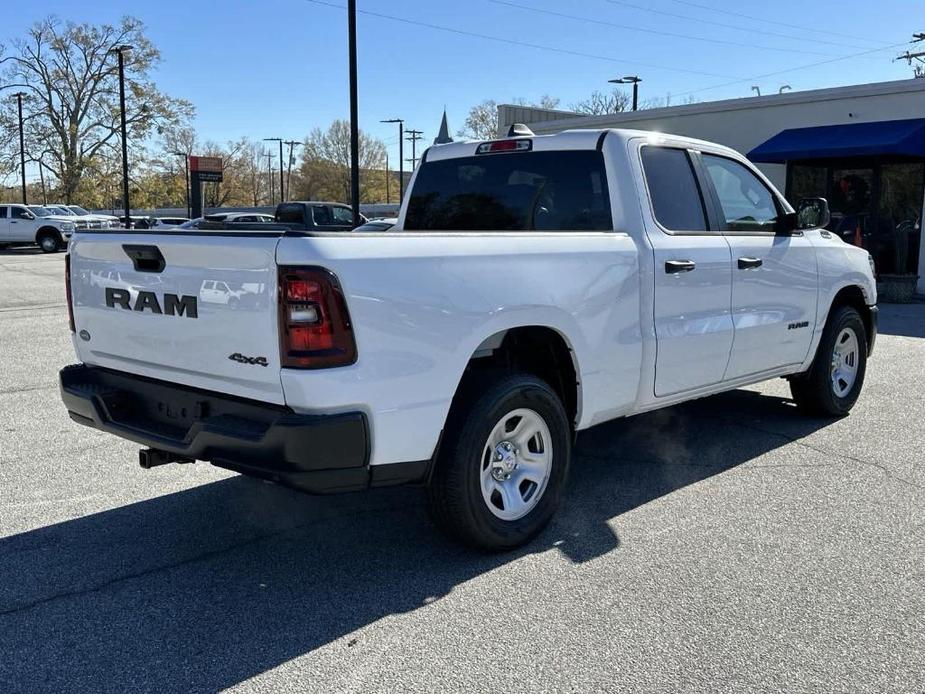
[458,99,499,140]
[0,16,193,202]
[570,89,631,116]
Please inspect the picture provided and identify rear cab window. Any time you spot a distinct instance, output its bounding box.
[640,146,709,232]
[404,150,612,231]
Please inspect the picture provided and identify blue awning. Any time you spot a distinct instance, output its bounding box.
[748,118,925,163]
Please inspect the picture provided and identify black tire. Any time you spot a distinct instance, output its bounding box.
[37,231,62,253]
[790,305,868,417]
[428,372,571,551]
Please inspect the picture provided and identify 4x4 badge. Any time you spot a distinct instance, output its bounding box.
[228,352,269,367]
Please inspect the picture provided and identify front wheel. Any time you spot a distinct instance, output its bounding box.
[428,373,571,551]
[790,305,868,416]
[38,233,62,253]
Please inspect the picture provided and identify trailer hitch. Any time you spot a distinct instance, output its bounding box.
[139,448,195,469]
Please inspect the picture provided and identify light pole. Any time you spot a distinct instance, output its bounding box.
[381,118,404,200]
[170,151,190,218]
[264,138,284,204]
[610,76,641,111]
[284,140,303,201]
[12,91,27,204]
[109,45,133,227]
[348,0,360,224]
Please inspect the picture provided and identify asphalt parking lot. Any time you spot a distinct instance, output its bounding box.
[1,246,923,693]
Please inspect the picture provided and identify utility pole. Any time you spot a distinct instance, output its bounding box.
[348,0,360,225]
[109,45,133,226]
[385,151,390,204]
[284,140,303,200]
[265,151,275,205]
[405,129,424,169]
[12,92,27,204]
[895,33,925,77]
[381,118,404,199]
[264,138,284,203]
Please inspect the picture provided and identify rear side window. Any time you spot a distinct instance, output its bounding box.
[0,207,6,219]
[404,150,612,231]
[641,147,707,232]
[276,203,305,224]
[312,206,332,225]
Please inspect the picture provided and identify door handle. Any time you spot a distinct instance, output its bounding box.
[738,257,763,270]
[665,259,696,274]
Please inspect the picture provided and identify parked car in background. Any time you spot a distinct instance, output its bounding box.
[274,201,365,230]
[353,217,397,232]
[67,205,120,228]
[206,212,276,224]
[0,203,74,252]
[118,215,150,229]
[147,217,190,228]
[46,204,116,230]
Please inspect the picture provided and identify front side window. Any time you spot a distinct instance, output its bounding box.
[331,206,354,224]
[11,206,32,219]
[641,146,708,232]
[703,154,780,232]
[404,150,612,231]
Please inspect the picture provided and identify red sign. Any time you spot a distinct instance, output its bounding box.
[189,156,223,173]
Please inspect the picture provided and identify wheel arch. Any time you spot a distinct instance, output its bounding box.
[828,284,874,351]
[451,325,582,431]
[35,226,62,241]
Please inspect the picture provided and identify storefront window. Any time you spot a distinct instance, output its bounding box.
[787,160,924,277]
[790,164,826,202]
[877,163,923,275]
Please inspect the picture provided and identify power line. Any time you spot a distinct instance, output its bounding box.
[664,0,890,44]
[303,0,741,79]
[672,38,914,99]
[604,0,893,51]
[491,0,858,58]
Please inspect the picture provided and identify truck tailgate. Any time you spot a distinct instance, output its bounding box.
[69,232,285,404]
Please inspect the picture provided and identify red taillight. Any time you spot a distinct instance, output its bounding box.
[65,253,75,332]
[278,266,356,369]
[476,139,532,155]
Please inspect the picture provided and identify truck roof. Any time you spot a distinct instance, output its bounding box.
[425,127,742,162]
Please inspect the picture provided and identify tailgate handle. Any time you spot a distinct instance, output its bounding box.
[123,244,166,273]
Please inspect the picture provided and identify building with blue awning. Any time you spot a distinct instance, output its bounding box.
[499,79,925,297]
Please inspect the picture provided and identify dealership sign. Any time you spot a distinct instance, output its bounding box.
[190,155,223,182]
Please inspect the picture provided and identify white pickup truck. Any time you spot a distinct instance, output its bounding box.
[1,204,75,252]
[60,127,877,549]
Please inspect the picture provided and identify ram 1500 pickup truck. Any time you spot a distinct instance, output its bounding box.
[60,127,877,550]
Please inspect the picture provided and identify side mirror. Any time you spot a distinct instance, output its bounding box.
[796,197,831,230]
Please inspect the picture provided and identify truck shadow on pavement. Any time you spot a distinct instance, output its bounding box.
[0,388,834,692]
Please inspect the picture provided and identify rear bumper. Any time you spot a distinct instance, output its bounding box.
[60,364,427,494]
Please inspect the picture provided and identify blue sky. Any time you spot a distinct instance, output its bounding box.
[4,0,920,178]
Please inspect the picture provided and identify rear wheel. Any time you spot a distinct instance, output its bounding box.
[428,373,570,551]
[37,232,61,253]
[790,305,867,416]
